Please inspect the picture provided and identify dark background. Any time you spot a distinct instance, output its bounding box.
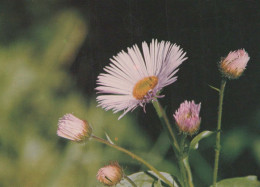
[1,0,260,186]
[73,0,260,180]
[71,0,260,138]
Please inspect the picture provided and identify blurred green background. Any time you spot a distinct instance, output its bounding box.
[0,1,259,186]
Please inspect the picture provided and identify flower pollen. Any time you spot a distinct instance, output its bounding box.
[133,76,158,100]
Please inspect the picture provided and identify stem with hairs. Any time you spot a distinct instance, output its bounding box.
[153,101,194,187]
[152,101,180,153]
[212,79,226,186]
[91,135,174,187]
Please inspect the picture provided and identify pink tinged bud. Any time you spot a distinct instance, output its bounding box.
[57,114,92,142]
[97,162,123,186]
[219,49,250,79]
[174,100,201,135]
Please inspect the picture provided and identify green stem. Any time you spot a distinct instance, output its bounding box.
[179,134,194,187]
[152,101,180,153]
[183,157,194,187]
[124,174,137,187]
[180,134,187,152]
[91,135,173,187]
[212,79,226,186]
[153,101,194,187]
[179,160,188,187]
[179,134,188,187]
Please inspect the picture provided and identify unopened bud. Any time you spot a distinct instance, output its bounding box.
[219,49,250,79]
[97,162,123,186]
[57,113,92,142]
[174,100,201,135]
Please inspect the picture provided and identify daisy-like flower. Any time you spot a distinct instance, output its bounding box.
[96,161,123,186]
[219,49,250,79]
[174,100,201,135]
[96,39,187,119]
[57,114,92,142]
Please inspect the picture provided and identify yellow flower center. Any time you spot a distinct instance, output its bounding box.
[220,62,242,78]
[132,76,158,100]
[185,109,193,118]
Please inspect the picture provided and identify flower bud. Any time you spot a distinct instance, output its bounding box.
[173,100,201,135]
[219,49,250,79]
[97,162,123,186]
[57,114,92,142]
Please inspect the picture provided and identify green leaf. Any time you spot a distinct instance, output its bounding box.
[210,176,260,187]
[190,131,214,150]
[117,171,179,187]
[208,84,220,92]
[158,179,163,187]
[105,132,115,144]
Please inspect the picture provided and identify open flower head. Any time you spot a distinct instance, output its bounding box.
[97,161,123,186]
[174,100,201,135]
[57,114,92,142]
[96,39,187,119]
[219,49,250,79]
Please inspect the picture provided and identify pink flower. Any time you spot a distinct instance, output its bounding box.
[174,100,201,135]
[57,114,92,142]
[219,49,250,79]
[97,162,123,186]
[96,39,187,119]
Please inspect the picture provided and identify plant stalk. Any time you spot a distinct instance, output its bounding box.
[179,134,188,187]
[212,79,226,186]
[178,159,188,187]
[152,101,180,153]
[183,157,194,187]
[153,101,194,187]
[91,135,173,187]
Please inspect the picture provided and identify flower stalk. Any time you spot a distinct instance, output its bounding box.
[179,134,194,187]
[153,101,194,187]
[183,157,194,187]
[152,101,180,153]
[91,135,174,187]
[212,79,226,186]
[179,134,188,187]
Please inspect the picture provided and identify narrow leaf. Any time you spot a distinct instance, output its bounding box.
[105,132,114,144]
[208,84,220,92]
[190,131,214,150]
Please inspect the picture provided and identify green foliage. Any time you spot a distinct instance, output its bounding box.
[210,176,260,187]
[0,9,172,186]
[0,9,88,186]
[1,3,260,187]
[118,171,179,187]
[189,131,214,150]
